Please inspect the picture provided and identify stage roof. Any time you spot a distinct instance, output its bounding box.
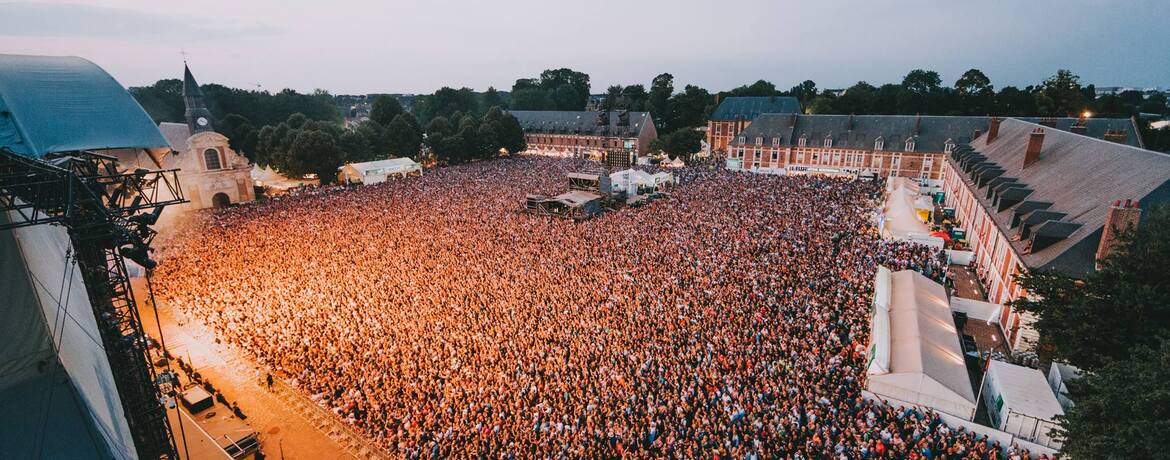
[0,54,169,159]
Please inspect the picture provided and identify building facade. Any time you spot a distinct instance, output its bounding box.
[940,118,1170,349]
[162,64,254,210]
[726,114,1145,182]
[510,110,657,156]
[707,96,802,154]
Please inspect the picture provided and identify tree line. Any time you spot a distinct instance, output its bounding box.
[129,67,1170,176]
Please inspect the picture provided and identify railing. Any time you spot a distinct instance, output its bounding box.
[266,377,393,460]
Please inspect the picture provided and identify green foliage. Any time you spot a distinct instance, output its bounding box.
[385,114,423,158]
[647,73,674,128]
[219,114,258,160]
[412,87,481,124]
[659,128,703,157]
[1034,69,1087,116]
[423,107,525,165]
[131,79,340,127]
[1056,339,1170,459]
[1012,206,1170,457]
[787,80,816,106]
[1013,206,1170,370]
[666,85,714,131]
[509,68,590,111]
[369,95,404,126]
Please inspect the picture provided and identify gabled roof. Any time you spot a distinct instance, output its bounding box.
[954,118,1170,276]
[508,110,651,137]
[0,54,169,159]
[710,96,802,121]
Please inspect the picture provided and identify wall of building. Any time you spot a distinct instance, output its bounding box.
[939,159,1034,349]
[726,141,946,180]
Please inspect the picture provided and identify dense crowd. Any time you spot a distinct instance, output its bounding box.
[155,157,1048,458]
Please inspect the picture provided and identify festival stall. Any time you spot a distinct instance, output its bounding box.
[982,360,1065,449]
[867,269,978,420]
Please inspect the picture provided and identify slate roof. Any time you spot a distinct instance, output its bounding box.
[731,114,1145,151]
[951,118,1170,276]
[509,110,651,137]
[710,96,803,121]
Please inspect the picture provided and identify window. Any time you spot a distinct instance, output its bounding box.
[771,138,780,147]
[824,138,833,148]
[798,135,807,147]
[755,137,763,146]
[738,136,746,144]
[944,139,955,153]
[905,139,916,152]
[874,138,884,151]
[771,150,779,162]
[203,148,222,170]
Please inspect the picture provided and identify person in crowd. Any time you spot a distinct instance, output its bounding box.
[155,157,1043,459]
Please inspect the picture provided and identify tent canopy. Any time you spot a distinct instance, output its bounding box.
[0,54,168,159]
[987,360,1064,422]
[882,177,933,241]
[868,270,977,419]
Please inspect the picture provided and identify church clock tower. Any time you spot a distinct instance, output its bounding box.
[182,63,216,134]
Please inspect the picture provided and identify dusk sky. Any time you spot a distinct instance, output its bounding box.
[2,0,1167,95]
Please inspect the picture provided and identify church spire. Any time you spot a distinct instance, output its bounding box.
[183,63,215,133]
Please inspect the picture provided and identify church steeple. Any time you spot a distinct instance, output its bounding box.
[183,63,215,134]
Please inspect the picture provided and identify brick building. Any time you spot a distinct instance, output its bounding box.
[510,110,657,156]
[941,117,1170,349]
[726,114,1144,181]
[707,96,802,154]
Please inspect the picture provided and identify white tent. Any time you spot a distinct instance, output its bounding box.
[983,360,1064,448]
[867,266,893,374]
[252,165,316,191]
[610,169,657,194]
[881,177,942,247]
[867,270,977,420]
[338,158,422,185]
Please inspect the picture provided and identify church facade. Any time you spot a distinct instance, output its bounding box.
[158,64,254,210]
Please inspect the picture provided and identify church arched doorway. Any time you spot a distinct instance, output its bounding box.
[211,192,231,208]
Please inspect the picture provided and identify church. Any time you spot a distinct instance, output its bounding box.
[156,64,254,210]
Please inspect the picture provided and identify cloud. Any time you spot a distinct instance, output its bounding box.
[0,2,279,41]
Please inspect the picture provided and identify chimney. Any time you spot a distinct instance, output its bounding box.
[974,128,983,140]
[1104,129,1128,145]
[848,114,855,131]
[1023,127,1045,169]
[1039,117,1058,128]
[1095,199,1142,267]
[788,114,796,127]
[914,113,922,135]
[988,117,1001,143]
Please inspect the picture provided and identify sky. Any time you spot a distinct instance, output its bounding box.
[1,0,1167,95]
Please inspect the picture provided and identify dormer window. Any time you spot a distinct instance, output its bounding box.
[771,138,780,147]
[944,139,955,153]
[824,138,833,148]
[798,135,807,147]
[905,139,916,152]
[755,137,763,146]
[738,136,746,144]
[874,137,884,151]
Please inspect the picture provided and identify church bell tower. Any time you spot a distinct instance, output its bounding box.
[183,63,216,134]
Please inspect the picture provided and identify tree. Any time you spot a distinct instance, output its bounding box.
[385,114,422,158]
[413,87,480,123]
[667,85,713,130]
[808,95,837,114]
[338,129,373,162]
[220,114,257,160]
[789,80,818,106]
[1056,339,1170,459]
[995,86,1037,116]
[648,73,675,130]
[481,87,505,110]
[497,113,527,154]
[370,95,404,126]
[954,69,994,115]
[834,82,877,114]
[621,85,648,111]
[1035,69,1086,116]
[128,79,184,123]
[1012,206,1170,370]
[660,128,703,158]
[603,85,624,111]
[899,69,942,114]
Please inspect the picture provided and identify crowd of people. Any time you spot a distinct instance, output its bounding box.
[154,157,1049,458]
